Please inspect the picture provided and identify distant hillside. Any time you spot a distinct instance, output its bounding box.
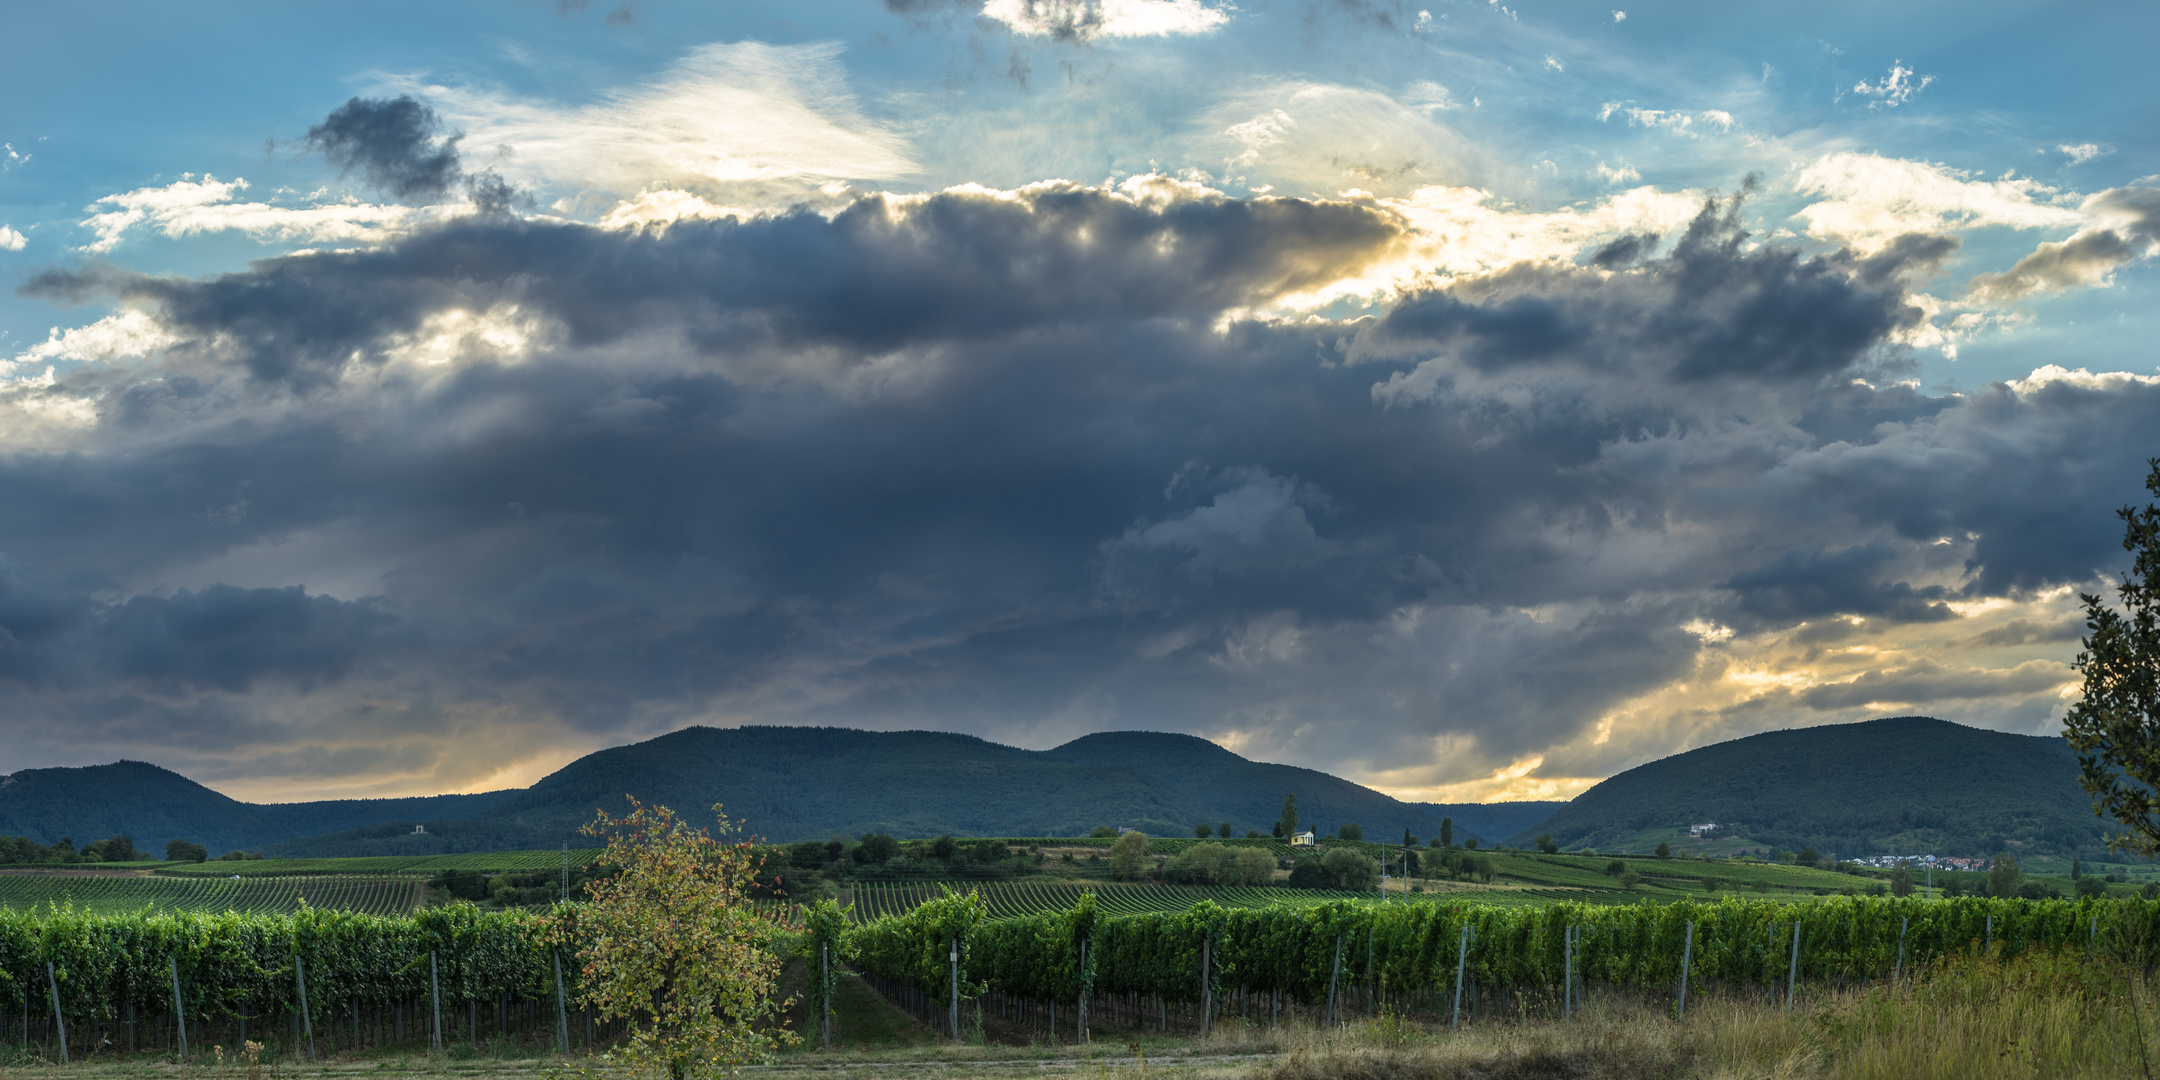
[6,727,1525,856]
[256,791,520,839]
[470,727,1228,844]
[0,764,521,858]
[1417,802,1568,847]
[259,817,559,859]
[1040,731,1451,841]
[1508,716,2109,859]
[0,761,290,855]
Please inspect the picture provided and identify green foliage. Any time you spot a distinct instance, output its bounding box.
[1536,834,1556,854]
[1108,831,1149,881]
[1889,866,1915,898]
[571,801,795,1078]
[1339,823,1364,841]
[1194,823,1212,838]
[0,872,422,915]
[1287,858,1331,890]
[1161,843,1274,886]
[1321,848,1378,891]
[1280,794,1298,842]
[1654,841,1671,858]
[165,840,208,863]
[2065,459,2160,857]
[2077,875,2108,899]
[1220,822,1234,840]
[1990,853,2022,899]
[1089,826,1117,838]
[845,892,2160,1013]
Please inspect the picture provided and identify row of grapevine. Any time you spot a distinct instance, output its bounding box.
[846,891,2160,1016]
[154,850,606,879]
[843,881,1501,923]
[0,875,420,916]
[0,904,601,1063]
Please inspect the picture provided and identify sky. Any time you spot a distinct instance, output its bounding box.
[0,1,2155,805]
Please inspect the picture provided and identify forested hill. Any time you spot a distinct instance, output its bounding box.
[0,762,520,857]
[1508,716,2108,859]
[0,761,290,856]
[1415,802,1569,847]
[1038,731,1454,843]
[465,727,1456,846]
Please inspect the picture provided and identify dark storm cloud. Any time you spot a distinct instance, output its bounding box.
[80,182,1400,388]
[305,96,465,201]
[0,560,392,694]
[5,179,2157,790]
[1725,544,1955,625]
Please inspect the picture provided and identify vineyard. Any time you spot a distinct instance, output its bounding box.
[0,872,421,915]
[847,890,2160,1038]
[843,881,1610,921]
[153,850,604,878]
[1,886,2156,1066]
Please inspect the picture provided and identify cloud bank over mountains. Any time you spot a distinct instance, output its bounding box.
[2,6,2157,804]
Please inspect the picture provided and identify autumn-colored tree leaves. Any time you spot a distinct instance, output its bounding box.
[560,800,796,1080]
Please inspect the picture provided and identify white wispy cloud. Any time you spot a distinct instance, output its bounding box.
[390,41,915,203]
[1850,61,1934,108]
[1792,152,2082,252]
[0,225,24,251]
[78,175,418,253]
[1596,103,1736,138]
[2059,143,2110,165]
[982,0,1231,38]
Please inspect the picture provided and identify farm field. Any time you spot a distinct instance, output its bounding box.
[0,870,421,914]
[150,849,604,877]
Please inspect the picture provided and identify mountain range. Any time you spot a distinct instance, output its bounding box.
[0,716,2118,861]
[0,727,1554,857]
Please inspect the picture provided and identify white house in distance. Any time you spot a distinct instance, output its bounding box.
[1687,822,1718,837]
[1290,830,1317,847]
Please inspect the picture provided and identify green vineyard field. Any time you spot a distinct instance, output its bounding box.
[151,849,605,878]
[841,880,1616,922]
[0,872,421,915]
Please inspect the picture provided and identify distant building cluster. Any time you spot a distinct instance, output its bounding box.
[1846,854,1990,870]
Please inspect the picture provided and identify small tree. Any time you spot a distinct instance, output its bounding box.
[1339,823,1364,841]
[1193,823,1212,838]
[2064,459,2160,855]
[1322,847,1379,890]
[2071,854,2085,880]
[1654,841,1671,858]
[1279,794,1298,841]
[2076,875,2108,898]
[165,839,208,863]
[569,800,795,1080]
[1889,865,1915,897]
[1440,818,1454,848]
[1109,830,1149,880]
[1988,852,2022,899]
[1271,821,1284,839]
[1219,822,1234,839]
[1535,834,1557,854]
[1090,825,1117,838]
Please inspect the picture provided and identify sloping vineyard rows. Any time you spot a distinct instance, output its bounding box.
[155,850,606,878]
[0,875,420,915]
[849,891,2160,1011]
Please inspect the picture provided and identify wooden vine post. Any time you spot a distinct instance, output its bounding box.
[1199,935,1212,1036]
[45,961,67,1064]
[169,957,190,1063]
[1450,925,1468,1030]
[948,937,960,1042]
[430,950,444,1054]
[1676,921,1693,1022]
[295,954,317,1061]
